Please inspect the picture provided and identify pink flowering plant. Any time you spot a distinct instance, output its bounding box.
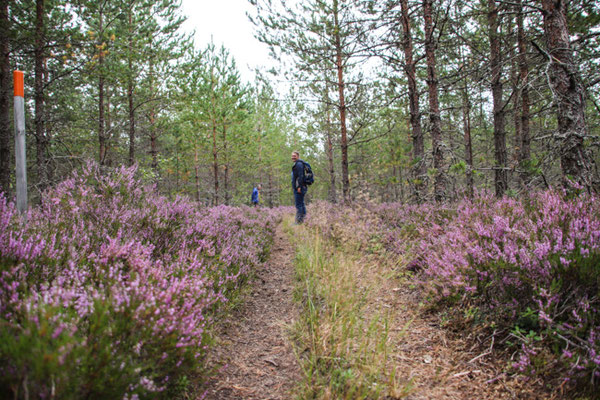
[375,191,600,386]
[305,192,600,389]
[0,164,279,399]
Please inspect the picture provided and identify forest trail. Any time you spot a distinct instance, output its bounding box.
[201,223,302,400]
[201,221,556,400]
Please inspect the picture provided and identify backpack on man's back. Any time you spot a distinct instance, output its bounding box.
[302,161,314,185]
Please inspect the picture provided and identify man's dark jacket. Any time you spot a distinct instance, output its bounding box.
[292,160,306,191]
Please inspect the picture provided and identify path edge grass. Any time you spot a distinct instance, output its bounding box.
[283,216,412,399]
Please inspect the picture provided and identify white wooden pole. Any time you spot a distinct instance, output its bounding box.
[14,70,27,214]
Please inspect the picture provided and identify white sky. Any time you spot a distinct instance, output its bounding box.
[179,0,275,83]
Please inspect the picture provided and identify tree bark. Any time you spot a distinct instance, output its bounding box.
[212,123,218,205]
[175,136,180,192]
[517,0,530,184]
[326,113,337,203]
[423,0,445,202]
[194,139,200,202]
[127,79,135,166]
[43,58,53,184]
[541,0,592,189]
[510,22,521,169]
[462,74,474,199]
[35,0,48,192]
[105,87,112,166]
[127,7,135,167]
[98,7,106,166]
[149,108,157,170]
[457,35,474,199]
[210,67,219,206]
[268,172,273,207]
[222,123,230,205]
[149,53,158,172]
[0,0,10,194]
[488,0,508,197]
[333,0,350,203]
[398,163,404,201]
[400,0,425,203]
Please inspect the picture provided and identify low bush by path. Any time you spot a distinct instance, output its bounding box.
[0,164,284,399]
[306,191,600,395]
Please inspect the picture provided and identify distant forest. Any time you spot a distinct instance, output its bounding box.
[0,0,599,205]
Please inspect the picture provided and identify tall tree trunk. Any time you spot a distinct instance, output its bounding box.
[457,38,474,199]
[222,123,229,205]
[541,0,591,188]
[175,136,180,192]
[149,53,158,173]
[98,73,106,165]
[43,58,53,184]
[511,24,521,169]
[98,7,106,166]
[221,90,230,205]
[210,67,218,206]
[478,79,492,190]
[398,164,404,201]
[35,0,48,192]
[488,0,508,197]
[212,123,218,205]
[149,107,157,171]
[127,6,135,167]
[326,113,337,203]
[127,79,135,166]
[392,164,398,201]
[257,124,263,190]
[461,66,474,199]
[400,0,425,203]
[423,0,445,202]
[0,0,10,194]
[333,0,350,203]
[194,139,200,202]
[517,0,531,184]
[105,87,112,166]
[268,172,273,207]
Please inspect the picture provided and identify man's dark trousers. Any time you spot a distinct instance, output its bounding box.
[294,186,307,223]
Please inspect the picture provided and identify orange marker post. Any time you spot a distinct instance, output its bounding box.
[14,71,24,97]
[14,70,27,214]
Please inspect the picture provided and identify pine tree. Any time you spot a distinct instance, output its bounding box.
[250,0,369,202]
[541,0,593,189]
[0,0,10,194]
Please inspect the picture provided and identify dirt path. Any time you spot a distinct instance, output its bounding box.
[201,224,302,400]
[356,251,557,400]
[200,222,558,400]
[374,274,553,399]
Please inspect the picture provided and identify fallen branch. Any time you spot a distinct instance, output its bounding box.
[469,334,495,364]
[453,370,481,378]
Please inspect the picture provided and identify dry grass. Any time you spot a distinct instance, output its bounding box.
[285,216,409,399]
[286,213,563,400]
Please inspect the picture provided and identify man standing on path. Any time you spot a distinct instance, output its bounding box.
[251,184,261,206]
[292,151,307,223]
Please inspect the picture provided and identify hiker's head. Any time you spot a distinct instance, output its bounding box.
[257,184,262,190]
[291,151,299,162]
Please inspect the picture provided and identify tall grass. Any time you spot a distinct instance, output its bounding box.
[286,218,409,399]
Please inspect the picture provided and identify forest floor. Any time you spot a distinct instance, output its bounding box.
[201,223,302,400]
[352,258,558,400]
[200,221,561,400]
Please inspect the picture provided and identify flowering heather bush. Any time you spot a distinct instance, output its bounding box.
[375,191,600,387]
[0,164,279,399]
[306,192,600,388]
